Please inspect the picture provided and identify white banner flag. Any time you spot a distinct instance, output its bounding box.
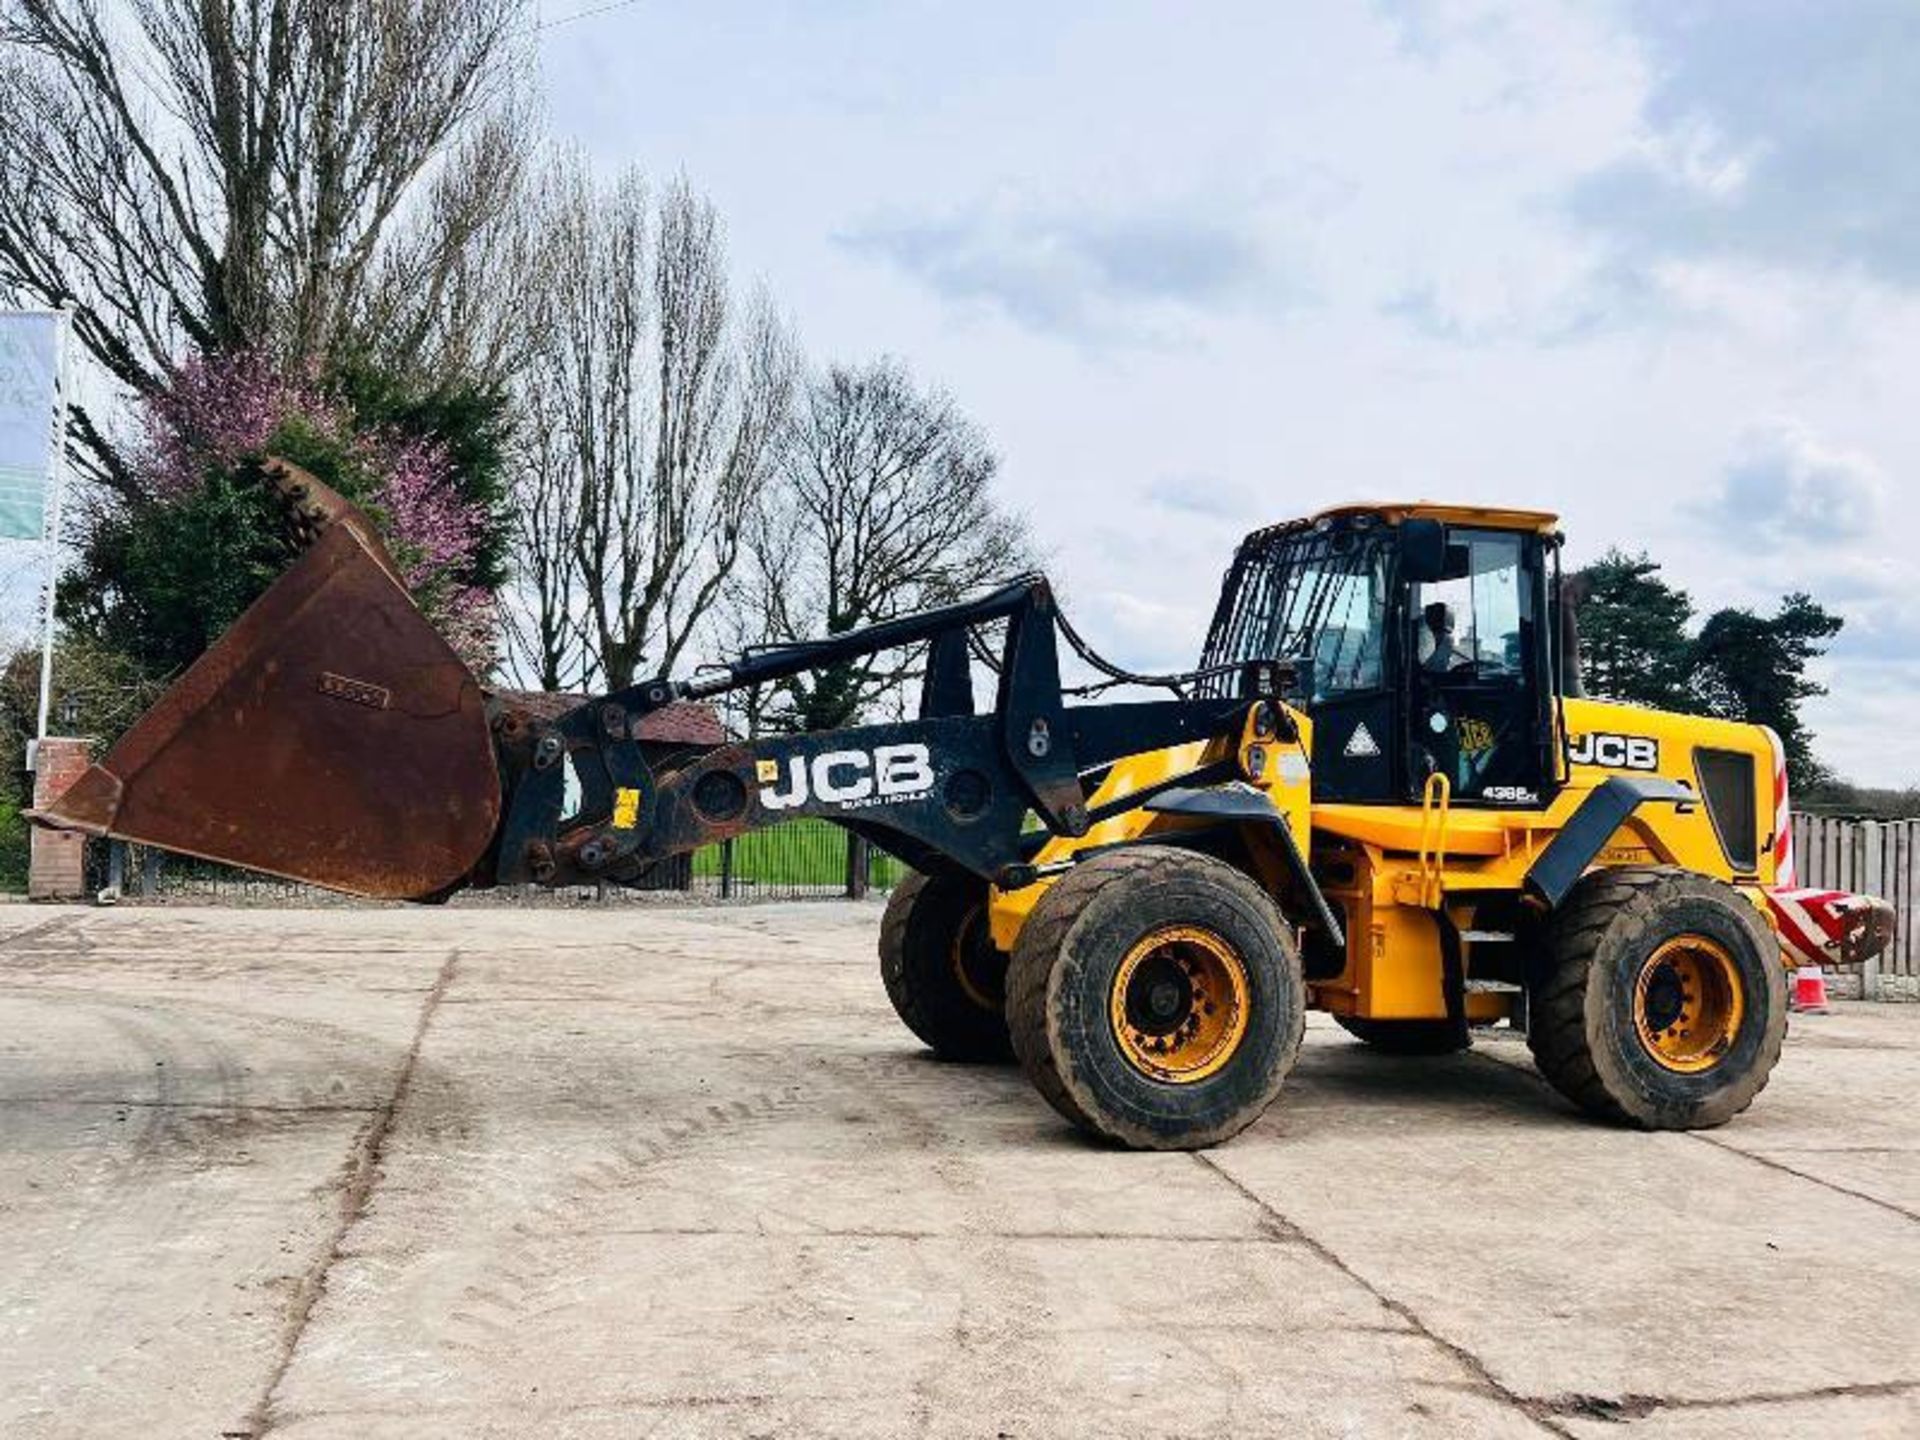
[0,312,63,542]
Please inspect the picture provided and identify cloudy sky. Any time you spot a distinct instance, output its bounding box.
[534,0,1920,780]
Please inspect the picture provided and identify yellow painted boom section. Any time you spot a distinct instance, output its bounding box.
[986,704,1313,951]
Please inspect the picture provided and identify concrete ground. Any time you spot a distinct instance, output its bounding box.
[0,902,1915,1440]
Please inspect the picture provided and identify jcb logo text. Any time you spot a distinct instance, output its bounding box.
[1569,732,1659,772]
[758,744,935,811]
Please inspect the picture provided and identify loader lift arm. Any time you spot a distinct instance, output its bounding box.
[28,457,1283,902]
[487,575,1280,893]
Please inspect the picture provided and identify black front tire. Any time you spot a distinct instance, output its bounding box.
[1528,867,1786,1129]
[1006,848,1304,1150]
[879,871,1012,1062]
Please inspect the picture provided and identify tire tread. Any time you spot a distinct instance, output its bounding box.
[1527,865,1784,1128]
[1006,848,1303,1146]
[879,872,1012,1062]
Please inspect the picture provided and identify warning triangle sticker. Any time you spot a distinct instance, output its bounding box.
[1344,722,1381,759]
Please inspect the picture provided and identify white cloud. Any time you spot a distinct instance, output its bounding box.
[1695,420,1890,550]
[1568,1,1920,285]
[1634,114,1759,202]
[838,190,1293,344]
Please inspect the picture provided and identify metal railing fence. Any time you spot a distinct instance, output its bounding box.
[87,818,905,906]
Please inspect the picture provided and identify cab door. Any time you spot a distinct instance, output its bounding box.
[1405,529,1553,807]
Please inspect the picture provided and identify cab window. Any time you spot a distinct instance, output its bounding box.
[1413,531,1526,676]
[1307,550,1390,701]
[1209,523,1393,705]
[1410,530,1539,802]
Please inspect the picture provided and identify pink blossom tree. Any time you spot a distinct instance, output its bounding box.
[131,350,500,672]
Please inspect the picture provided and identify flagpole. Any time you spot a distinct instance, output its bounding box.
[32,308,70,755]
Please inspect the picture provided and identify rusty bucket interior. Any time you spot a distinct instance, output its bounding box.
[34,465,501,900]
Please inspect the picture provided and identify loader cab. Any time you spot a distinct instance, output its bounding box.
[1199,504,1562,807]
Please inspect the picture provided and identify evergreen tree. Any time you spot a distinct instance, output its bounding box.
[1572,549,1695,710]
[332,361,514,592]
[1690,593,1843,792]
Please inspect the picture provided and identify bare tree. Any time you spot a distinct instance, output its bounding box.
[355,102,538,390]
[505,161,796,693]
[742,358,1030,733]
[0,0,530,488]
[500,347,586,690]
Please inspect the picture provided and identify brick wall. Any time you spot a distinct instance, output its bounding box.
[29,738,91,901]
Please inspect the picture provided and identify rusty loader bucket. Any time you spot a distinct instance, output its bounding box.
[33,461,501,900]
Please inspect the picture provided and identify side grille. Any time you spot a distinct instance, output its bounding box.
[1694,747,1759,873]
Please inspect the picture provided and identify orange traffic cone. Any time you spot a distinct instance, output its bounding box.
[1791,965,1831,1014]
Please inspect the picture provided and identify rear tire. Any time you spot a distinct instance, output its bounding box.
[1333,1015,1470,1055]
[1006,848,1304,1150]
[879,871,1012,1062]
[1528,867,1786,1129]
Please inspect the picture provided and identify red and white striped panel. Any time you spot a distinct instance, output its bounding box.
[1764,726,1794,885]
[1765,887,1860,966]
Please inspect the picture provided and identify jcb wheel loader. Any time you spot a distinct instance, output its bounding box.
[34,460,1895,1150]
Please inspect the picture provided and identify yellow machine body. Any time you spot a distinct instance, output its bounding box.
[989,501,1786,1027]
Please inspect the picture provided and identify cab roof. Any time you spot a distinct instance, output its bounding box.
[1298,501,1561,535]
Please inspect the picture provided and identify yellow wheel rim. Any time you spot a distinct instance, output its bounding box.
[1109,925,1251,1084]
[1633,936,1745,1074]
[950,906,1001,1011]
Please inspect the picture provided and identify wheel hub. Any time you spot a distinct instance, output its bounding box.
[1109,925,1251,1084]
[949,906,1007,1011]
[1633,936,1745,1074]
[1125,955,1194,1035]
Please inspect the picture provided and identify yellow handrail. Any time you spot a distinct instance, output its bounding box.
[1417,771,1452,908]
